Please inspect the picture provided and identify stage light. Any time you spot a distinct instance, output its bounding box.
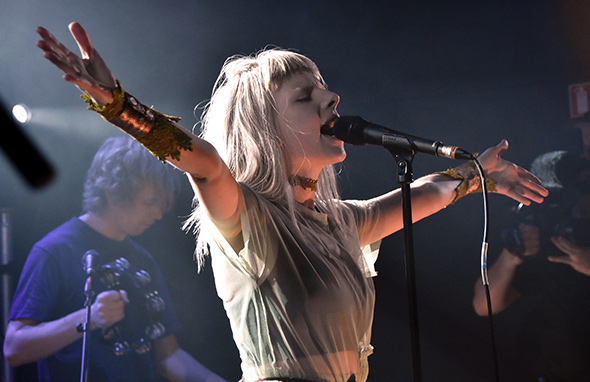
[12,103,31,124]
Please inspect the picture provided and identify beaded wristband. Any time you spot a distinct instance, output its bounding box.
[436,161,496,204]
[81,82,192,161]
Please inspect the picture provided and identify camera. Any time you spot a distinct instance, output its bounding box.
[515,189,590,248]
[502,150,590,256]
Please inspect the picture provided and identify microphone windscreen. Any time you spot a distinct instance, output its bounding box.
[332,116,369,145]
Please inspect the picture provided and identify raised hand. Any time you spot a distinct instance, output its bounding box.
[37,22,115,105]
[549,236,590,276]
[477,139,548,205]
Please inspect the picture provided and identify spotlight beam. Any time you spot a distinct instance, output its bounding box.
[0,102,55,189]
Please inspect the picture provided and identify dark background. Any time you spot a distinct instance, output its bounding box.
[1,1,589,381]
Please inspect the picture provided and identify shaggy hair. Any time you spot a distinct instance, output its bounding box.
[82,135,182,215]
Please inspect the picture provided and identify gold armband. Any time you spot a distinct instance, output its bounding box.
[436,161,496,204]
[82,82,193,161]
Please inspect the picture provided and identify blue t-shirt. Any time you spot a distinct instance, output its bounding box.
[9,217,181,382]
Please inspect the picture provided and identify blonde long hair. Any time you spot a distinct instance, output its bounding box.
[186,48,344,268]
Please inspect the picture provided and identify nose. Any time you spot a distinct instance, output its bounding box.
[152,205,165,221]
[322,89,340,111]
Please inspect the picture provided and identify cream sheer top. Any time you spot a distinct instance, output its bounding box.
[201,183,382,382]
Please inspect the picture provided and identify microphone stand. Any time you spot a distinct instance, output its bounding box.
[388,149,422,382]
[80,274,94,382]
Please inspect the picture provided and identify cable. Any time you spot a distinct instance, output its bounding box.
[473,157,500,382]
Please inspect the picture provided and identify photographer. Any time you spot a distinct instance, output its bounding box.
[472,150,590,381]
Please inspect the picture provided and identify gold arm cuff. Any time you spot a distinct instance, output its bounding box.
[82,81,192,161]
[81,80,126,121]
[436,162,496,205]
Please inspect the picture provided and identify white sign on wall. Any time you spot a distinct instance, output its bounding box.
[569,82,590,118]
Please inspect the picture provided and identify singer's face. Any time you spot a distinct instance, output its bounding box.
[273,71,345,177]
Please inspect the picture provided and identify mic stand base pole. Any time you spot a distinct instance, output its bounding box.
[80,275,93,382]
[389,150,422,382]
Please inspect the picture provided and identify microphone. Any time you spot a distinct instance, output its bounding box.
[82,250,101,275]
[331,116,473,160]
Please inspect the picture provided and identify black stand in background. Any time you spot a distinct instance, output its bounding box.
[389,149,422,382]
[2,210,14,382]
[0,102,54,189]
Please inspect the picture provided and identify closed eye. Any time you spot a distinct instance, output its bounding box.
[296,85,315,102]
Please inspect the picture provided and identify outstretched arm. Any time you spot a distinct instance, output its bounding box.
[36,23,241,236]
[357,140,548,246]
